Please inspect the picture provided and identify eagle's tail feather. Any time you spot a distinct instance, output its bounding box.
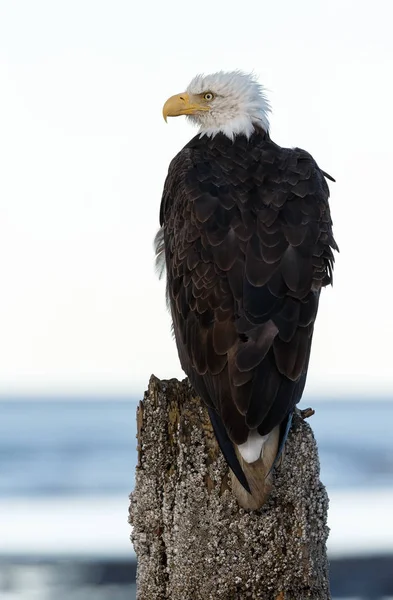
[231,425,280,510]
[208,407,294,509]
[207,407,251,493]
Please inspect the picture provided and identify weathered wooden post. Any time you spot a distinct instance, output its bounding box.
[129,375,330,600]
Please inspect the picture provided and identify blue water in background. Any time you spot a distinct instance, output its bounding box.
[0,400,137,498]
[1,396,392,599]
[1,397,393,499]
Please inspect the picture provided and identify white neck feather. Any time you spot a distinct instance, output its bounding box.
[198,113,268,141]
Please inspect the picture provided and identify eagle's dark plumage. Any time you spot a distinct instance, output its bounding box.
[157,72,338,508]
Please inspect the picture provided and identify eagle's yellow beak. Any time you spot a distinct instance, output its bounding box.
[162,93,208,122]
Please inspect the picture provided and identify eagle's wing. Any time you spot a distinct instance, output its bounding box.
[158,134,337,457]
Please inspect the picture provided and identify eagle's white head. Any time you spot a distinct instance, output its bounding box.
[163,71,270,141]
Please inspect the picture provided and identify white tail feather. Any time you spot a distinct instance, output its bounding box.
[231,425,280,510]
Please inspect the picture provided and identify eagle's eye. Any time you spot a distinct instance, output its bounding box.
[203,92,214,101]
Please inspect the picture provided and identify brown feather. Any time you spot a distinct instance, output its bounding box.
[231,426,280,509]
[157,127,337,508]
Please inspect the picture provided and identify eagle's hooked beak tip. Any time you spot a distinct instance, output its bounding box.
[163,92,201,123]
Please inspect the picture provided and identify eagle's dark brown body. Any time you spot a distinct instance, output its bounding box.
[157,127,337,502]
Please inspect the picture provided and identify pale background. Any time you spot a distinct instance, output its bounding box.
[1,3,392,598]
[0,0,392,398]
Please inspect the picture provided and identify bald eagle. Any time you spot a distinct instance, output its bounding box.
[156,71,338,509]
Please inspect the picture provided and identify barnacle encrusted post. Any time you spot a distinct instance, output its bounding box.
[129,376,331,600]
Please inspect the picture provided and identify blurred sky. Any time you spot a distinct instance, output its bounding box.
[0,0,392,397]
